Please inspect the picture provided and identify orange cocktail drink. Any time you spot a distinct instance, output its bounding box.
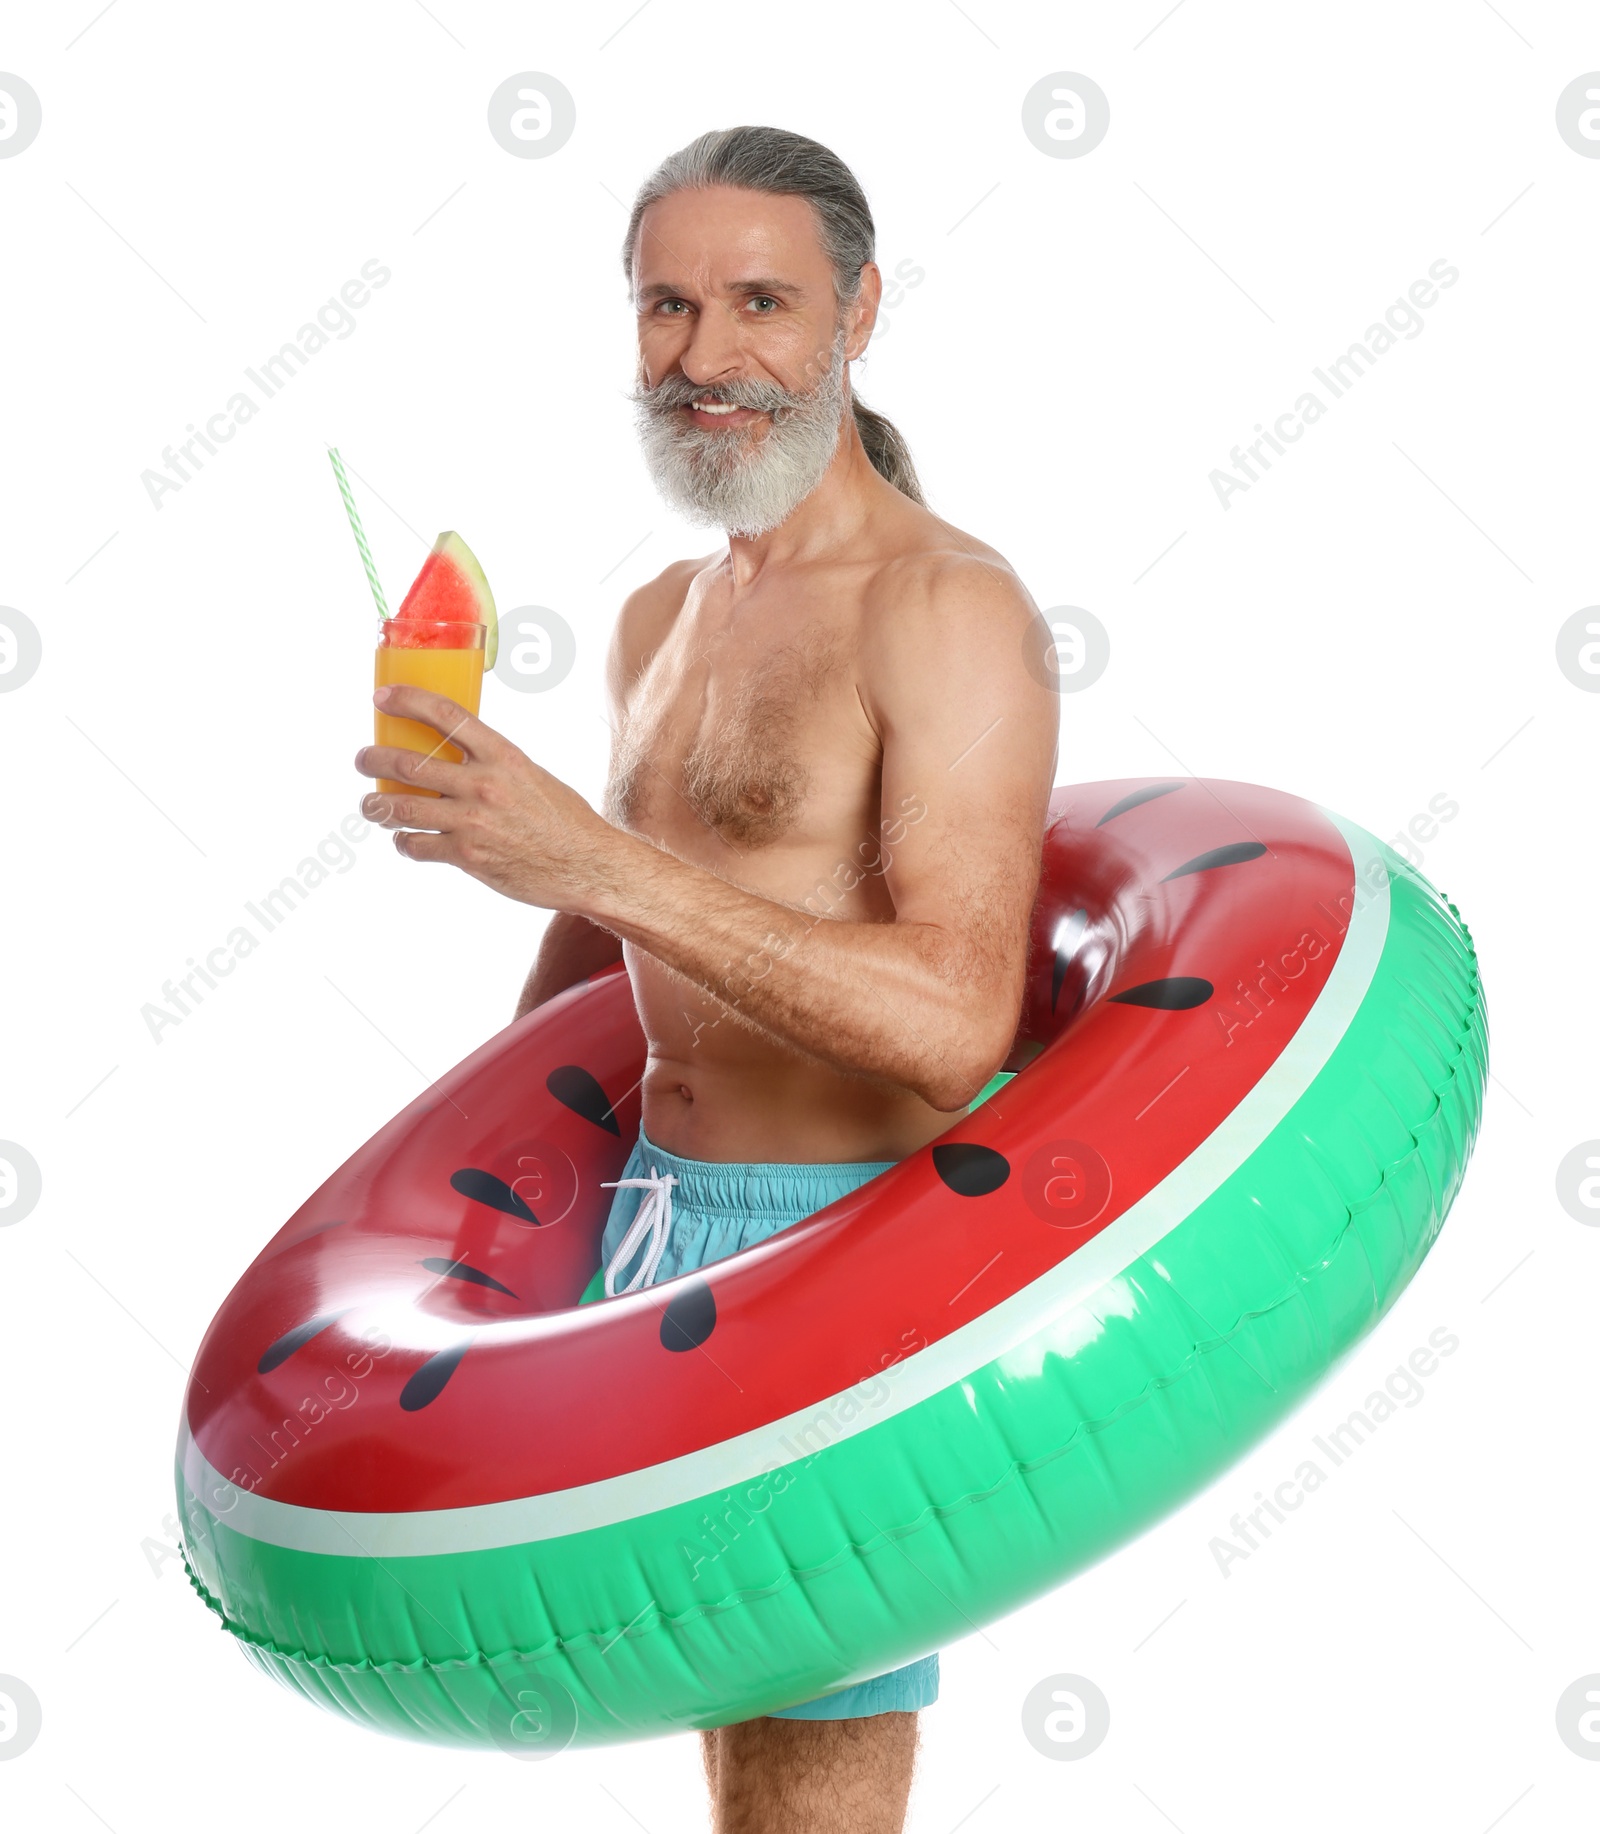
[373,618,485,798]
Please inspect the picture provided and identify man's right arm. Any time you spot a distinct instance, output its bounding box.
[514,913,625,1019]
[511,555,701,1019]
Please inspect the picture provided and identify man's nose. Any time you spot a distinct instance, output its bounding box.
[677,300,748,385]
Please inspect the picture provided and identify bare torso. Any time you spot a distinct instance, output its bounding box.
[604,503,1019,1163]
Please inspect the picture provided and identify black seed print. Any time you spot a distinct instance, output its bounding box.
[399,1339,473,1411]
[420,1256,519,1298]
[450,1167,538,1225]
[660,1280,716,1352]
[546,1065,621,1136]
[1161,841,1268,880]
[932,1142,1012,1196]
[1109,977,1214,1010]
[1096,782,1185,826]
[258,1309,351,1374]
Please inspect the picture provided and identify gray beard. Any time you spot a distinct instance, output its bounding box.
[629,330,849,538]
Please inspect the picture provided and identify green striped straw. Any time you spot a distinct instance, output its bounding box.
[326,446,389,620]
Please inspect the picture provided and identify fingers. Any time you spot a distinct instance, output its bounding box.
[356,739,461,796]
[392,827,452,863]
[361,784,459,831]
[370,686,504,764]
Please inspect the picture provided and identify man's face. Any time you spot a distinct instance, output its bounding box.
[628,185,866,537]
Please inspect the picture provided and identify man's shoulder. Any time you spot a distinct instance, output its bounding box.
[854,515,1058,738]
[605,552,719,707]
[865,519,1039,647]
[619,551,719,632]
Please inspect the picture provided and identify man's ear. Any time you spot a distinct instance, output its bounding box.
[848,261,884,359]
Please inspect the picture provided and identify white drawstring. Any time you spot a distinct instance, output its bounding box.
[599,1165,679,1297]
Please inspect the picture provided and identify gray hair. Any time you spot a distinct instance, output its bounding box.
[620,125,926,507]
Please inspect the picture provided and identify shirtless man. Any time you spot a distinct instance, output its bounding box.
[357,126,1058,1834]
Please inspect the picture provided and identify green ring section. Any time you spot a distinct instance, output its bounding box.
[177,844,1485,1749]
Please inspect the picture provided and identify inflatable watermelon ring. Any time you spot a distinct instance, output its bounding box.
[175,777,1487,1752]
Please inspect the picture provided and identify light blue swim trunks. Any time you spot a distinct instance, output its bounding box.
[577,1123,940,1721]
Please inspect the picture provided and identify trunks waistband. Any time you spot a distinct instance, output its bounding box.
[615,1124,896,1218]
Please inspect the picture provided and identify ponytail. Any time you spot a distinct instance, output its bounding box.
[852,398,926,505]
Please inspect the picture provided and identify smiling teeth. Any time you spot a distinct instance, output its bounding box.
[692,400,741,414]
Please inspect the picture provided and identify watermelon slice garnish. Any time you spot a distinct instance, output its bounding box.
[393,531,498,667]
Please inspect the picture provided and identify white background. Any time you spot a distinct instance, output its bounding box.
[3,1,1595,1828]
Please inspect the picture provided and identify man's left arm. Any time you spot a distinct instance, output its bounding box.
[360,566,1059,1111]
[596,565,1058,1108]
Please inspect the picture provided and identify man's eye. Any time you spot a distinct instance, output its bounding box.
[749,296,778,312]
[651,300,688,315]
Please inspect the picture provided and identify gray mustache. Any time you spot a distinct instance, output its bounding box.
[630,379,801,414]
